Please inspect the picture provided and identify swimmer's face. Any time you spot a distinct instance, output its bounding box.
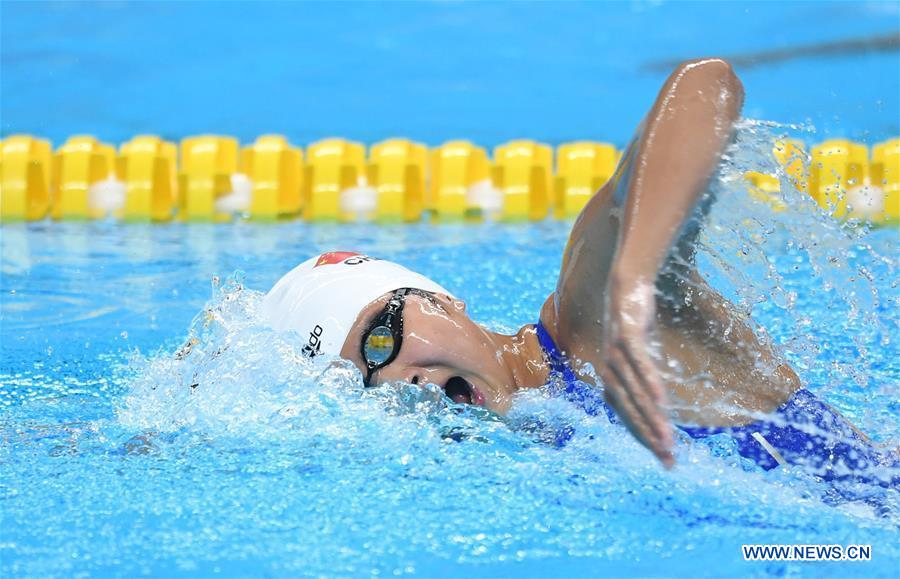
[340,291,519,414]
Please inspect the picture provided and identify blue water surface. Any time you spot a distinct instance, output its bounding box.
[2,1,899,145]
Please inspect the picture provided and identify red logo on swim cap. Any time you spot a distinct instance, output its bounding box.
[314,251,362,267]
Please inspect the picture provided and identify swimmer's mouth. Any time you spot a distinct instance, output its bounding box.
[443,376,484,406]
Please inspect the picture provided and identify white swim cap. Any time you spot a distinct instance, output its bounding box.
[261,251,452,358]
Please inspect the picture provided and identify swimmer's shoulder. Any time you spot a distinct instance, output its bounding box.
[538,293,564,351]
[537,290,602,362]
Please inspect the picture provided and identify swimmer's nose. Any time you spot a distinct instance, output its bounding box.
[404,367,450,389]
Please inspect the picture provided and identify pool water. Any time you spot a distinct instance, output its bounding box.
[2,123,898,577]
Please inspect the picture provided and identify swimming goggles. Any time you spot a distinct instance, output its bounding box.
[360,288,437,388]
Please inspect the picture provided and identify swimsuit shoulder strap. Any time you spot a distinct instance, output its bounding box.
[535,321,619,421]
[535,320,576,382]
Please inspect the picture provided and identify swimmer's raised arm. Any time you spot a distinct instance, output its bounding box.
[541,58,744,467]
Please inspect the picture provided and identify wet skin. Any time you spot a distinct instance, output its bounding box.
[340,292,549,415]
[341,58,807,467]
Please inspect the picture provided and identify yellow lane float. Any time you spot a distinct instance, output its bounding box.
[871,138,899,224]
[241,135,304,221]
[3,133,897,226]
[554,142,618,219]
[809,139,869,219]
[304,138,366,222]
[430,140,491,221]
[493,140,553,221]
[53,135,116,220]
[0,135,53,221]
[368,138,427,223]
[745,139,808,212]
[118,135,178,221]
[773,139,809,195]
[180,135,239,221]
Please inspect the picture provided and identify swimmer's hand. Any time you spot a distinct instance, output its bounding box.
[600,276,675,468]
[550,58,742,467]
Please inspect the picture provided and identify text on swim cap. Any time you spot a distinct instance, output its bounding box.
[342,255,380,266]
[301,324,324,357]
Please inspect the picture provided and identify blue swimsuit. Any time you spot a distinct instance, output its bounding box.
[535,321,898,491]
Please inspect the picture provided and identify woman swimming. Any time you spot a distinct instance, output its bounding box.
[262,59,896,487]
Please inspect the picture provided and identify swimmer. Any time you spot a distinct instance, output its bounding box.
[262,59,896,487]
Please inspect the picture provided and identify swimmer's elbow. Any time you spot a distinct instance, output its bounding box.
[672,57,738,80]
[669,58,744,109]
